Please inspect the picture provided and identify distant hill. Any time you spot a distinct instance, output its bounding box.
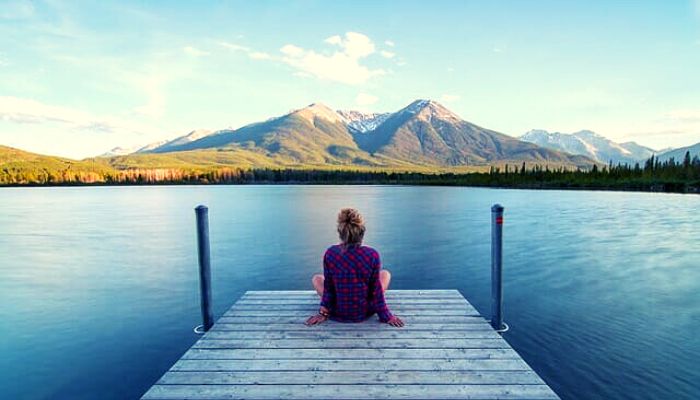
[0,145,113,184]
[521,129,656,165]
[127,100,594,169]
[139,129,212,154]
[99,130,213,157]
[656,142,700,163]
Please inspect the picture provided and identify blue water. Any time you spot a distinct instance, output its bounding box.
[0,186,698,399]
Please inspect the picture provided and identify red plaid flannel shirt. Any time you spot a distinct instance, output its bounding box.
[320,244,393,322]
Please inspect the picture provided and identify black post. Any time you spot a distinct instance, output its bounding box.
[195,205,213,332]
[491,204,506,332]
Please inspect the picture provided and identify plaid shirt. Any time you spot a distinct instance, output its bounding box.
[320,244,393,322]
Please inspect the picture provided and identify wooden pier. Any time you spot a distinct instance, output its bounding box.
[142,289,559,399]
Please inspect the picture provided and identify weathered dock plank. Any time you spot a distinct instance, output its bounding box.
[158,370,545,385]
[180,348,520,360]
[142,290,559,399]
[171,358,534,371]
[143,384,558,399]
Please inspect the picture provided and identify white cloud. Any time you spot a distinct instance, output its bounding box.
[292,71,312,78]
[279,32,386,85]
[183,46,210,57]
[0,96,154,135]
[385,40,395,47]
[280,44,304,57]
[325,35,342,45]
[492,47,503,53]
[447,67,455,72]
[440,94,460,103]
[220,41,272,61]
[249,51,272,60]
[340,32,376,58]
[218,33,391,84]
[219,42,250,52]
[355,93,379,106]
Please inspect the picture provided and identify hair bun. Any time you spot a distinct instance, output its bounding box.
[338,208,363,226]
[337,208,366,246]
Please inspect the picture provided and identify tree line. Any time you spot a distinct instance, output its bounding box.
[2,152,699,193]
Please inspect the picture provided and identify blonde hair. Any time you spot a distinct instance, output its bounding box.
[337,208,365,246]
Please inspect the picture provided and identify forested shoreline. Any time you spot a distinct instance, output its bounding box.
[2,153,699,194]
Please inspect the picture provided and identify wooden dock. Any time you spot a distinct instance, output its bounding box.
[141,290,559,399]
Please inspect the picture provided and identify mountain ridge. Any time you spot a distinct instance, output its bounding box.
[119,99,595,169]
[521,129,657,165]
[656,141,700,163]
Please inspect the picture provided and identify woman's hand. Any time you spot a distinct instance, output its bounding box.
[387,316,404,327]
[305,313,328,326]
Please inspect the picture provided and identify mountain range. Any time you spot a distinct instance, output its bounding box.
[655,142,700,163]
[7,99,696,176]
[520,129,657,165]
[101,100,595,170]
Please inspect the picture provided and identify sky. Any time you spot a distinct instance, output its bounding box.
[1,0,699,159]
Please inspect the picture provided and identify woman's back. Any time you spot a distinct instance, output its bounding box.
[306,208,404,328]
[320,244,390,322]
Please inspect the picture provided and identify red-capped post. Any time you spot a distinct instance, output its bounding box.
[491,204,506,332]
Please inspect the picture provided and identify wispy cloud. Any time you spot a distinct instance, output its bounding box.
[249,51,271,60]
[220,41,272,60]
[219,41,250,52]
[217,33,394,84]
[183,46,209,57]
[664,108,700,123]
[384,40,395,47]
[0,96,154,135]
[617,108,700,149]
[279,32,386,85]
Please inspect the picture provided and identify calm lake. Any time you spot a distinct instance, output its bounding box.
[0,186,698,399]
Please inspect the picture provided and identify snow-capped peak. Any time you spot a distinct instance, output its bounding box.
[337,109,390,133]
[292,103,344,123]
[403,99,431,114]
[400,99,462,122]
[521,129,655,164]
[167,129,212,146]
[98,146,141,157]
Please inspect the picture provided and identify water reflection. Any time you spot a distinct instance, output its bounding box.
[0,186,698,399]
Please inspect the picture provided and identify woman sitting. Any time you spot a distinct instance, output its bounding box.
[305,208,404,327]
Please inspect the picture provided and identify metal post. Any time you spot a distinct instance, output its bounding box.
[491,204,507,332]
[195,205,213,333]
